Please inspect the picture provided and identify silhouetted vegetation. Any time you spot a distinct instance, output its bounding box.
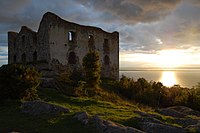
[0,64,41,101]
[82,51,101,88]
[114,75,200,111]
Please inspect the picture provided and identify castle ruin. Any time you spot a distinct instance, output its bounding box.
[8,12,119,79]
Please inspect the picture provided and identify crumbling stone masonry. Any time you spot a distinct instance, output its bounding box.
[8,12,119,79]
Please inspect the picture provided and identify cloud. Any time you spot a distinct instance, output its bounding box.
[0,0,91,33]
[0,0,200,67]
[0,46,8,66]
[0,46,8,54]
[75,0,181,24]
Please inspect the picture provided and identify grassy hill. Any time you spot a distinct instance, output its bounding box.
[2,86,200,133]
[0,87,140,133]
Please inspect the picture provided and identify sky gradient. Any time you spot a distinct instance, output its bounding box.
[1,0,200,69]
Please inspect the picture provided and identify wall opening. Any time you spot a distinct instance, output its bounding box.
[68,52,76,64]
[88,35,95,50]
[13,42,16,48]
[103,39,110,54]
[104,55,110,65]
[21,53,26,63]
[33,51,37,62]
[68,31,75,42]
[22,35,25,45]
[13,55,16,63]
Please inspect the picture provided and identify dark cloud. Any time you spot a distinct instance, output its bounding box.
[75,0,181,23]
[0,0,92,32]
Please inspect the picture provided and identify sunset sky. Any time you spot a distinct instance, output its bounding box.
[1,0,200,69]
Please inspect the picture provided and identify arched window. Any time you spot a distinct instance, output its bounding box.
[13,55,17,63]
[103,39,109,54]
[68,31,75,42]
[68,52,76,64]
[13,42,16,48]
[104,55,110,65]
[22,35,25,45]
[88,35,95,50]
[33,51,37,62]
[21,53,26,63]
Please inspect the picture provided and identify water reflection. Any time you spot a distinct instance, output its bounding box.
[160,71,177,87]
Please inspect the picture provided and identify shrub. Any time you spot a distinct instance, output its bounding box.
[0,64,41,100]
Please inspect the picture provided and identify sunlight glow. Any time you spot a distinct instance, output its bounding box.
[120,48,200,69]
[160,71,177,87]
[156,50,186,68]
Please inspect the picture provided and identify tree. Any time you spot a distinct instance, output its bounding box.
[82,51,101,88]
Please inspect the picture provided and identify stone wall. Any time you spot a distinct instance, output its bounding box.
[45,12,119,79]
[8,26,37,64]
[8,12,119,79]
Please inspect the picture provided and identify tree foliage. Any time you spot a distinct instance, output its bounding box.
[115,76,200,110]
[0,64,41,101]
[82,51,101,88]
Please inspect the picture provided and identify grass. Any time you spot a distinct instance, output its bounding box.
[0,87,139,133]
[38,88,139,124]
[0,100,95,133]
[0,86,189,132]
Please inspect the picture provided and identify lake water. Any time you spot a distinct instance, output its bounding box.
[120,70,200,88]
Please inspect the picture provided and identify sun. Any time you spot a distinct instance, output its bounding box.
[160,71,177,86]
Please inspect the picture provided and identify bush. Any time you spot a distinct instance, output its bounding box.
[0,64,41,101]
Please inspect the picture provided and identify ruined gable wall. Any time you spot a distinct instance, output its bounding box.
[47,12,119,79]
[37,13,52,63]
[8,26,37,64]
[8,31,18,64]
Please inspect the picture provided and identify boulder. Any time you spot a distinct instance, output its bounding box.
[21,100,70,115]
[130,116,187,133]
[169,106,200,117]
[157,108,186,118]
[131,116,164,124]
[186,123,200,132]
[74,112,89,125]
[173,118,198,127]
[141,122,186,133]
[91,115,144,133]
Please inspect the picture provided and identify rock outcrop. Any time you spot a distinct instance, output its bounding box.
[132,106,200,133]
[141,122,186,133]
[21,101,200,133]
[73,106,200,133]
[74,111,89,125]
[21,100,70,115]
[157,108,186,118]
[169,106,200,117]
[91,115,144,133]
[130,116,186,133]
[186,123,200,132]
[74,112,144,133]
